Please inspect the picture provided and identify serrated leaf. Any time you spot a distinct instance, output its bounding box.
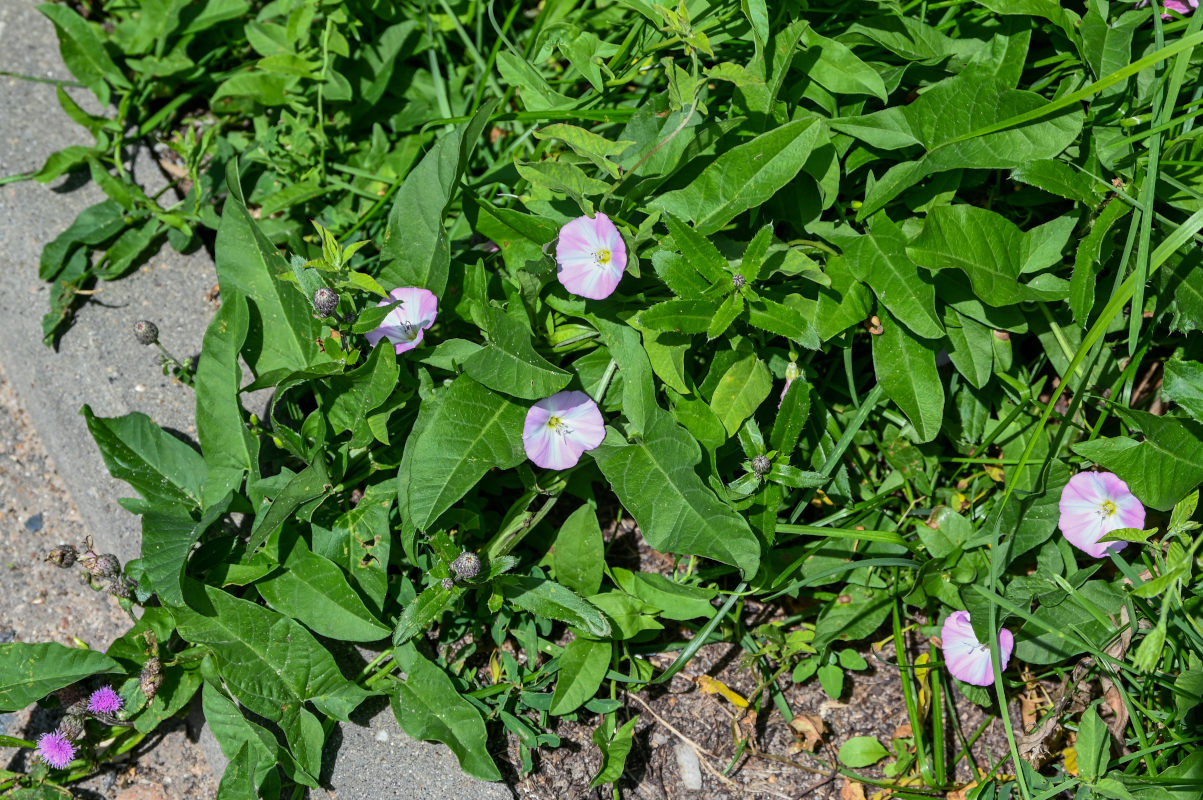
[498,576,612,638]
[707,293,744,340]
[0,643,118,711]
[663,213,728,285]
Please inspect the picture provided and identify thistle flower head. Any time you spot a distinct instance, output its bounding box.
[87,685,123,715]
[35,731,76,769]
[58,714,85,741]
[732,274,746,289]
[450,551,482,582]
[133,320,159,346]
[313,287,340,317]
[751,455,772,476]
[140,657,163,702]
[46,544,78,568]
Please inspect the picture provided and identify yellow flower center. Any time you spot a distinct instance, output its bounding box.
[1100,499,1117,517]
[547,415,565,431]
[595,249,612,265]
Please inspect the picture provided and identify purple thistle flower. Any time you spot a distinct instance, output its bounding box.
[36,730,76,769]
[365,287,438,354]
[87,685,123,715]
[554,213,627,300]
[941,611,1014,687]
[522,391,606,470]
[1058,471,1144,558]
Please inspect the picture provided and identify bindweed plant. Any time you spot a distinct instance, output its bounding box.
[4,0,1203,798]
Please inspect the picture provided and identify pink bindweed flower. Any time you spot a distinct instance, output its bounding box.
[87,685,123,715]
[523,391,606,470]
[1138,0,1197,17]
[1058,471,1144,558]
[365,287,438,354]
[941,610,1014,687]
[554,213,627,300]
[35,730,76,769]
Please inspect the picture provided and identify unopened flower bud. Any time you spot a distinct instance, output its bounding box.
[107,576,131,599]
[752,455,772,476]
[133,320,159,346]
[313,287,340,317]
[441,577,455,591]
[46,544,78,568]
[54,684,88,711]
[450,552,481,582]
[732,274,746,289]
[83,553,121,579]
[140,658,163,701]
[59,714,86,741]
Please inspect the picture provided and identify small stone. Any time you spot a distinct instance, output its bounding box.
[24,513,43,532]
[751,455,772,475]
[314,287,340,317]
[375,729,389,743]
[133,320,159,346]
[674,743,703,791]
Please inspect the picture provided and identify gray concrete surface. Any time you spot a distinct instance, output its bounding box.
[0,2,511,797]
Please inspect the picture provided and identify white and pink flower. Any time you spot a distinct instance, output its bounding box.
[554,213,627,300]
[941,610,1014,687]
[1058,471,1144,558]
[365,287,438,354]
[523,391,606,470]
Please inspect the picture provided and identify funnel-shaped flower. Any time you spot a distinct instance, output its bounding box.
[523,391,606,470]
[1138,0,1197,17]
[36,731,76,769]
[365,288,438,354]
[555,213,627,300]
[1058,471,1143,558]
[941,610,1014,687]
[87,685,123,715]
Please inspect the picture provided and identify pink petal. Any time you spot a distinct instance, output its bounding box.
[941,611,1012,687]
[523,391,606,469]
[1058,472,1138,558]
[367,287,438,352]
[555,214,626,300]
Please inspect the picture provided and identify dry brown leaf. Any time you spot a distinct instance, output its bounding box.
[945,780,979,800]
[840,779,867,800]
[790,714,826,752]
[893,722,913,740]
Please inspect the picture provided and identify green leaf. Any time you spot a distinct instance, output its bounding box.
[39,200,125,281]
[318,343,399,448]
[770,377,811,457]
[871,312,944,443]
[397,376,526,530]
[516,161,610,202]
[553,504,605,596]
[379,103,494,296]
[246,460,332,554]
[96,220,164,279]
[550,637,612,715]
[1163,358,1203,420]
[462,306,571,399]
[838,736,889,768]
[843,215,943,339]
[652,118,826,234]
[587,592,664,639]
[639,299,718,334]
[589,714,640,789]
[0,643,118,711]
[591,317,658,435]
[802,30,888,101]
[1077,705,1110,783]
[34,145,95,184]
[175,581,371,753]
[203,683,286,796]
[710,354,772,436]
[943,308,994,389]
[1072,407,1203,512]
[392,583,454,646]
[496,51,573,110]
[663,213,728,285]
[907,205,1032,307]
[142,496,231,607]
[196,291,257,509]
[612,568,717,620]
[316,486,393,616]
[498,576,612,638]
[592,410,761,576]
[1011,160,1100,205]
[390,643,501,781]
[82,406,206,510]
[37,4,129,104]
[746,296,820,348]
[217,161,326,377]
[817,663,844,699]
[258,535,389,642]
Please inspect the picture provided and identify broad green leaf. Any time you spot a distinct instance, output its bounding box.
[908,204,1031,307]
[640,299,718,334]
[1073,407,1203,511]
[258,535,389,642]
[746,296,821,348]
[550,637,612,715]
[392,583,453,646]
[838,736,889,768]
[175,581,371,754]
[592,410,761,576]
[38,4,129,104]
[462,306,571,399]
[318,343,399,448]
[652,118,825,234]
[96,219,163,280]
[710,354,772,436]
[34,144,95,184]
[1011,160,1100,205]
[196,291,257,508]
[802,29,888,101]
[553,504,605,596]
[217,161,325,377]
[315,485,393,616]
[1077,705,1110,783]
[496,51,573,110]
[396,376,526,530]
[142,495,231,607]
[663,213,728,285]
[203,683,286,796]
[872,311,944,443]
[498,576,612,638]
[82,406,206,510]
[1162,358,1203,421]
[587,592,664,639]
[943,308,994,389]
[516,161,610,202]
[589,714,640,788]
[843,215,943,339]
[391,643,501,781]
[1014,581,1125,663]
[39,200,125,281]
[0,643,118,711]
[1071,201,1130,326]
[379,103,494,296]
[771,377,811,457]
[246,460,332,554]
[612,568,717,620]
[708,292,744,340]
[591,316,658,435]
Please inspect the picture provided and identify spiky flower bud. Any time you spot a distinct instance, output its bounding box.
[441,577,455,591]
[83,553,121,579]
[751,455,772,476]
[140,658,163,702]
[58,714,86,741]
[133,320,159,346]
[46,544,78,568]
[732,274,747,289]
[450,551,481,582]
[107,576,131,599]
[54,683,88,711]
[313,287,340,317]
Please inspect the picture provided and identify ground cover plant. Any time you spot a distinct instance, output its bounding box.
[3,0,1203,797]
